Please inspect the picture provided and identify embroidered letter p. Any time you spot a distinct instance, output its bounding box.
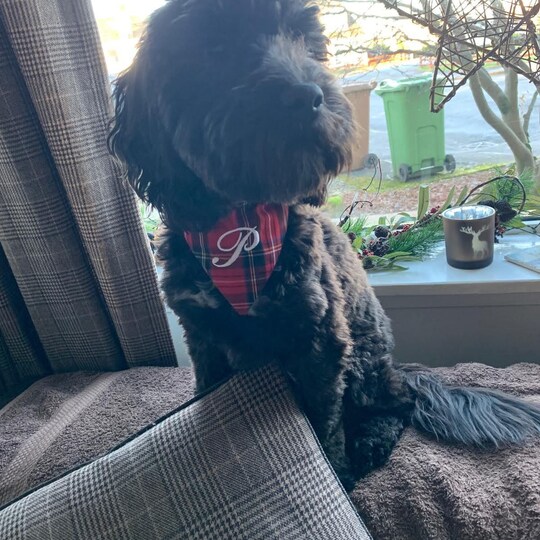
[212,227,261,268]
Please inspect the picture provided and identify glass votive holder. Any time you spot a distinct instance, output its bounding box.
[441,205,496,269]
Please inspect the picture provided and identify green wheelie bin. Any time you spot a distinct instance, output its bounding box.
[374,75,455,181]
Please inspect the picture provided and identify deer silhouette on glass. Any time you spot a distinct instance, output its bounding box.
[459,225,490,259]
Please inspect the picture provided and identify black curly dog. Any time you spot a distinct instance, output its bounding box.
[109,0,540,490]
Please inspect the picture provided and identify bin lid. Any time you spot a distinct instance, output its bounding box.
[341,80,377,94]
[374,74,433,95]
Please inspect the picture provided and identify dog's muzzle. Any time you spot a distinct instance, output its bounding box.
[281,83,324,117]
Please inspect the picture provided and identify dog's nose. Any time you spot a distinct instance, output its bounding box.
[282,83,324,115]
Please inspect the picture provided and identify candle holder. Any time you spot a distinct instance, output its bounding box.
[442,205,496,269]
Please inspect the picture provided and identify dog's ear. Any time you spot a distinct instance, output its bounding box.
[107,44,173,210]
[108,44,228,231]
[108,54,161,207]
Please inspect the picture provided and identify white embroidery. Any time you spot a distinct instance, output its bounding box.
[212,227,260,268]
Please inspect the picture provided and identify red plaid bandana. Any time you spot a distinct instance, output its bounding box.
[184,204,289,315]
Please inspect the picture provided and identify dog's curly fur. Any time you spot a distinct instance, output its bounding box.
[109,0,540,490]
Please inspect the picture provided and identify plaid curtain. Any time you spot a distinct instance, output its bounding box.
[0,0,177,400]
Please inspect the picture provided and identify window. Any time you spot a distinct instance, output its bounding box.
[92,0,165,75]
[93,0,539,230]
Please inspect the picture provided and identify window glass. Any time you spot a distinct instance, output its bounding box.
[93,0,539,227]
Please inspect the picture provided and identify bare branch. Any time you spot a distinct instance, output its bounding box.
[469,73,534,174]
[505,68,519,113]
[523,91,538,136]
[502,68,529,143]
[477,68,510,115]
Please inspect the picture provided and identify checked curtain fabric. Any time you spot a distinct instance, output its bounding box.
[0,0,177,403]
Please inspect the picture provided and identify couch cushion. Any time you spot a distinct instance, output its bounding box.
[0,365,370,539]
[351,362,540,540]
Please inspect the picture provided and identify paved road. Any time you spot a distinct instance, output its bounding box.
[344,62,539,178]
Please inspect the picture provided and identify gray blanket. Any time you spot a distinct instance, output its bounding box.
[351,362,540,540]
[0,367,193,506]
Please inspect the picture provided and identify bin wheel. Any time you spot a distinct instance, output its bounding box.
[363,153,379,169]
[399,164,412,182]
[444,154,456,173]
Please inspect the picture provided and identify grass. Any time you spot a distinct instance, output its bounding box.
[332,163,509,195]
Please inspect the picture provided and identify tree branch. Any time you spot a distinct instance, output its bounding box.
[469,73,534,173]
[523,91,538,137]
[477,68,510,115]
[505,68,519,113]
[503,68,529,144]
[332,44,432,57]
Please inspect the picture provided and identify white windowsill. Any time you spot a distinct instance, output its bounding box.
[368,233,540,297]
[367,231,540,367]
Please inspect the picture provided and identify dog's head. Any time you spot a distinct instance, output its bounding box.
[109,0,355,230]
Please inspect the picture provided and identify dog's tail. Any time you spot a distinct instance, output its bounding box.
[401,368,540,447]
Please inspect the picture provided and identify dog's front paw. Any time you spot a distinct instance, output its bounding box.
[347,416,405,478]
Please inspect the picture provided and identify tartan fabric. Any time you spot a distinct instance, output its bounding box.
[0,0,176,393]
[0,365,372,540]
[184,204,289,315]
[0,246,49,402]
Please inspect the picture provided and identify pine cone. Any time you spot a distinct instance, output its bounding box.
[478,199,517,223]
[374,226,391,239]
[369,238,390,257]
